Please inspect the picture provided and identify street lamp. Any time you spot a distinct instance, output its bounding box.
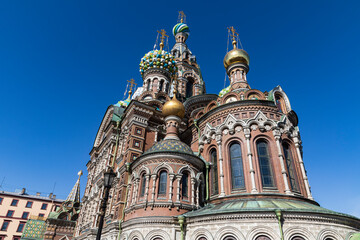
[96,167,116,240]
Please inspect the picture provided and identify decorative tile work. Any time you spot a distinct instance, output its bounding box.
[21,219,46,240]
[145,139,194,155]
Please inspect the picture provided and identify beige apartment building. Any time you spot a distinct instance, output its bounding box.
[0,189,63,240]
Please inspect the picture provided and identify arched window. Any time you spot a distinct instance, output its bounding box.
[158,171,167,195]
[210,149,218,195]
[229,142,245,189]
[140,173,146,197]
[283,143,299,192]
[275,94,287,113]
[147,79,151,91]
[223,236,236,240]
[257,141,275,188]
[181,172,189,198]
[159,80,164,92]
[255,236,271,240]
[186,78,194,98]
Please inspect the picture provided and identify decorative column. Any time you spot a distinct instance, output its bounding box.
[175,175,182,203]
[216,134,226,197]
[191,177,196,207]
[132,179,139,206]
[273,129,291,194]
[168,173,175,203]
[195,181,200,208]
[126,183,132,208]
[144,175,150,204]
[244,128,258,193]
[150,174,157,206]
[293,135,313,200]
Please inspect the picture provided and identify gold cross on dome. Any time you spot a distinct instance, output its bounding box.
[228,26,239,48]
[127,78,137,96]
[157,29,169,51]
[178,11,186,23]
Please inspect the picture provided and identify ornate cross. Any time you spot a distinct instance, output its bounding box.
[157,29,169,50]
[228,26,239,48]
[178,11,186,23]
[127,78,137,96]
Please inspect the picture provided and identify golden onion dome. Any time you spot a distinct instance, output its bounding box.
[162,95,185,118]
[223,48,250,69]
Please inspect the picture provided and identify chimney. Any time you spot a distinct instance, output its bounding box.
[21,188,26,195]
[52,195,56,199]
[49,193,53,199]
[36,192,41,196]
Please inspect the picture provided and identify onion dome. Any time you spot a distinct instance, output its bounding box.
[172,23,190,36]
[145,139,194,156]
[114,96,131,108]
[223,48,250,69]
[139,50,177,76]
[162,94,185,118]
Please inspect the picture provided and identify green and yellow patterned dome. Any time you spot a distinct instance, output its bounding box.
[139,50,177,76]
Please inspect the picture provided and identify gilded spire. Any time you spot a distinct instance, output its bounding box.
[65,170,82,203]
[228,26,239,49]
[157,29,169,51]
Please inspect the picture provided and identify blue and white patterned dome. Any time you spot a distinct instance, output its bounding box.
[172,23,190,36]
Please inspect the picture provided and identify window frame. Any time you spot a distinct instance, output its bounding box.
[16,222,25,233]
[181,172,189,199]
[41,203,48,210]
[25,201,33,208]
[157,170,168,196]
[139,173,146,198]
[283,142,300,192]
[21,212,29,219]
[11,199,19,206]
[256,140,276,189]
[0,221,10,231]
[6,210,14,217]
[210,148,219,196]
[229,142,246,190]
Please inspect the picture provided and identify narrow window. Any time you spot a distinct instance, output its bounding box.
[159,80,164,92]
[11,199,19,206]
[0,197,3,204]
[283,143,299,192]
[257,141,275,188]
[140,173,146,197]
[41,203,48,210]
[16,222,25,232]
[181,172,189,198]
[210,149,218,195]
[25,201,33,208]
[158,171,167,195]
[229,142,245,189]
[0,221,10,231]
[186,78,194,98]
[147,79,151,91]
[39,213,45,217]
[21,212,29,219]
[6,210,14,217]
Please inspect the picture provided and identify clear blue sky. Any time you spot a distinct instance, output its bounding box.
[0,0,359,217]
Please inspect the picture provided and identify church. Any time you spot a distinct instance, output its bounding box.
[74,13,360,240]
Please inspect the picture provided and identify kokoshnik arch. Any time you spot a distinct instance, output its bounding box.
[74,13,360,240]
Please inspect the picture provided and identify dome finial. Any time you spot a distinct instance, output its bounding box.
[157,29,169,51]
[127,78,137,98]
[178,11,186,23]
[228,26,239,49]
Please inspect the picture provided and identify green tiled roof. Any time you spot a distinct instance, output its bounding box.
[21,219,46,240]
[144,139,194,156]
[183,198,360,220]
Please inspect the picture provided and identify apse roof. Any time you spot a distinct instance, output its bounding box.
[183,198,360,220]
